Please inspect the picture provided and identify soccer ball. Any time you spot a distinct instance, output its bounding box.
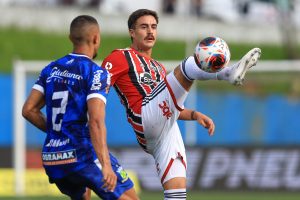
[194,36,230,73]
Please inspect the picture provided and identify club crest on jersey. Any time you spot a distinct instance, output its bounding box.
[139,72,154,85]
[159,100,172,119]
[42,149,77,166]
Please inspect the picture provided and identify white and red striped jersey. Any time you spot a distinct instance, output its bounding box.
[102,48,167,150]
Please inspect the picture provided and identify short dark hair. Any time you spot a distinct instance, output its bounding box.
[70,15,98,32]
[127,9,159,30]
[70,15,99,44]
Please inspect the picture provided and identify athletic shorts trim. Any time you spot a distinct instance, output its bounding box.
[160,152,187,184]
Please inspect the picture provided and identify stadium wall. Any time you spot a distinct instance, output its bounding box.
[1,73,300,148]
[1,147,300,194]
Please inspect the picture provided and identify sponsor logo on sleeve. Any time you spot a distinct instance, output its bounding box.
[91,70,103,90]
[104,62,114,78]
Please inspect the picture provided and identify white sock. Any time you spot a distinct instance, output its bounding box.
[180,56,218,81]
[164,188,186,200]
[180,56,238,81]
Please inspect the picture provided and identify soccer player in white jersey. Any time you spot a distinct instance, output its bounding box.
[22,15,139,200]
[102,9,261,200]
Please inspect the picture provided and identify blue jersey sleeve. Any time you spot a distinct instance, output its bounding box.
[86,66,111,104]
[32,66,48,94]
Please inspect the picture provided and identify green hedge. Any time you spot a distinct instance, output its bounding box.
[0,27,291,73]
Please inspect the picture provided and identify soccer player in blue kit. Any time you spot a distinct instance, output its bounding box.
[22,15,139,200]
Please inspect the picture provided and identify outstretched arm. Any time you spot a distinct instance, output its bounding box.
[178,109,215,136]
[22,89,46,132]
[87,98,117,192]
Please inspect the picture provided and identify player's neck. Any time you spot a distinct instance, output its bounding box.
[72,46,94,59]
[130,45,152,58]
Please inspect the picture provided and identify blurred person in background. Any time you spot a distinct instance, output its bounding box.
[102,8,261,199]
[191,0,203,17]
[22,15,139,200]
[60,0,102,8]
[162,0,176,14]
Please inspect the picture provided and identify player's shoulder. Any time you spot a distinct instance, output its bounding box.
[103,48,131,65]
[90,62,108,73]
[107,47,133,56]
[113,47,132,52]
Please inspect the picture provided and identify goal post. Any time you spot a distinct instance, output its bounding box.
[13,60,50,196]
[13,60,26,196]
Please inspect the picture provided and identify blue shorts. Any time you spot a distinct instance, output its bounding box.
[50,154,134,200]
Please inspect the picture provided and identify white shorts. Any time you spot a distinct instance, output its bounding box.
[141,72,188,184]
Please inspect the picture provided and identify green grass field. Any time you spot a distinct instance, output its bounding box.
[1,191,300,200]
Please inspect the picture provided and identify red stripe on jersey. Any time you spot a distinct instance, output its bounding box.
[136,135,147,145]
[128,117,143,133]
[101,48,167,116]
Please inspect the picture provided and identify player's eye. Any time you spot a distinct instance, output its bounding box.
[140,25,148,29]
[151,25,157,30]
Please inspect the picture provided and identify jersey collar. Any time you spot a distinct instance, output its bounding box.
[129,47,153,60]
[69,53,90,59]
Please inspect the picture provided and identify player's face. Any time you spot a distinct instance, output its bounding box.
[130,15,157,52]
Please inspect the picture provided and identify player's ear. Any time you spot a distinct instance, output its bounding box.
[93,34,98,45]
[129,29,134,38]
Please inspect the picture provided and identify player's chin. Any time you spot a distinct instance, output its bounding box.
[144,41,155,48]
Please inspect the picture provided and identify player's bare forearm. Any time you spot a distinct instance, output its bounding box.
[87,98,117,192]
[178,109,196,120]
[22,89,47,132]
[179,109,215,136]
[88,114,116,192]
[23,110,47,132]
[89,118,111,167]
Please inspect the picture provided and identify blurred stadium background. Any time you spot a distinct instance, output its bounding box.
[1,0,300,199]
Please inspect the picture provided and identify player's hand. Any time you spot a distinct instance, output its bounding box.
[194,111,215,136]
[102,165,117,192]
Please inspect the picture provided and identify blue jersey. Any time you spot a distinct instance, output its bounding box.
[33,53,110,179]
